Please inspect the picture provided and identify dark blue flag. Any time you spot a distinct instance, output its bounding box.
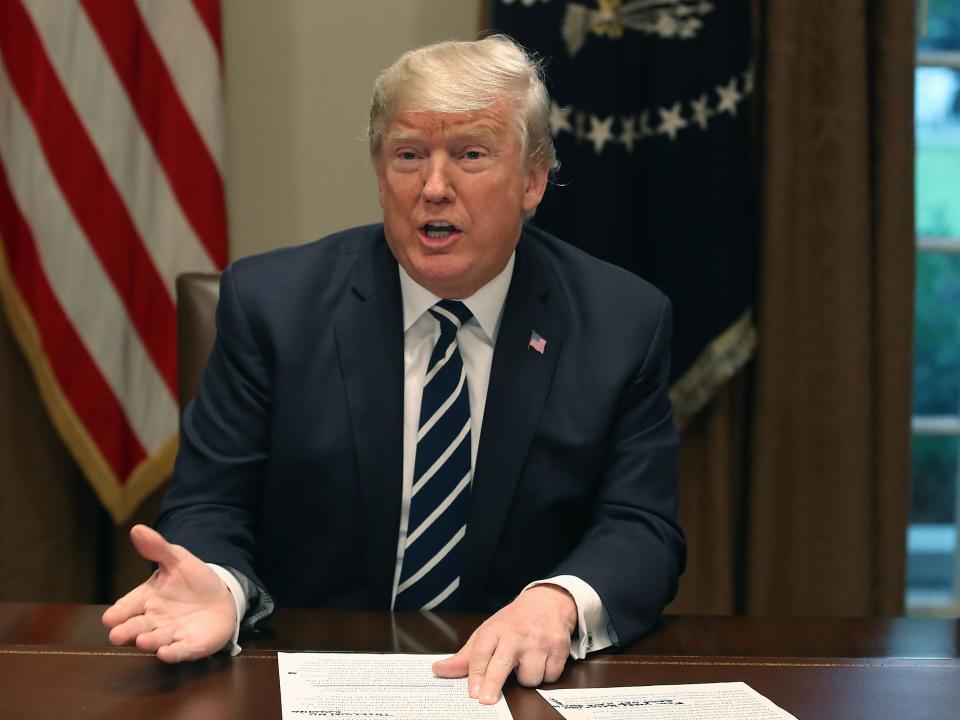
[493,0,756,427]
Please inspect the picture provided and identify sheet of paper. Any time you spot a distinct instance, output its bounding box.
[538,682,798,720]
[278,652,513,719]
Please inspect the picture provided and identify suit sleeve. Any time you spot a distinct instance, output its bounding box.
[157,264,273,597]
[549,294,685,646]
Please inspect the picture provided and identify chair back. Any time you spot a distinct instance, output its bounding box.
[176,273,221,410]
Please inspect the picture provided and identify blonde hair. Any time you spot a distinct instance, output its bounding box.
[368,34,557,172]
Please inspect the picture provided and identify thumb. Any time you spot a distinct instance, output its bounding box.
[432,641,472,678]
[129,524,178,568]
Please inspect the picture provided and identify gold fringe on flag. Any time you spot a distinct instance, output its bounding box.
[670,308,756,429]
[0,243,177,524]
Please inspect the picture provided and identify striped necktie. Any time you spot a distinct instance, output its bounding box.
[394,300,473,611]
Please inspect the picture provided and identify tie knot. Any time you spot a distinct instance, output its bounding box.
[430,300,472,331]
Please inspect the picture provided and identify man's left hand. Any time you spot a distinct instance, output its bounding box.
[432,584,577,704]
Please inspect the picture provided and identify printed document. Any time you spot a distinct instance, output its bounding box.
[538,682,798,719]
[277,652,513,719]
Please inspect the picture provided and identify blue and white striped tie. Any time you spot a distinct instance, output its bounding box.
[395,300,473,611]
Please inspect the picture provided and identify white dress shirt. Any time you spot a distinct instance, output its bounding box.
[214,252,616,658]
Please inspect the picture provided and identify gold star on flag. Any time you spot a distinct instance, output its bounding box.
[716,77,742,116]
[656,103,688,141]
[619,115,638,152]
[690,94,713,130]
[586,114,614,153]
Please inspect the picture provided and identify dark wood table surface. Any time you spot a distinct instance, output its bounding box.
[0,603,957,719]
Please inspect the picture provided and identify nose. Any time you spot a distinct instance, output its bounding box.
[422,156,455,204]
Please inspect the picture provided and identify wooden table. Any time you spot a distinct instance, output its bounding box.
[0,604,957,718]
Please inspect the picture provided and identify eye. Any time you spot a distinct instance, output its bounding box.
[463,150,484,160]
[398,151,418,161]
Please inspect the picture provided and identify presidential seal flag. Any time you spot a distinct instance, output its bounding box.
[494,0,756,427]
[0,0,227,522]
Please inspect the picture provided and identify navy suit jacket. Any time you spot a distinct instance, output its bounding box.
[158,223,685,646]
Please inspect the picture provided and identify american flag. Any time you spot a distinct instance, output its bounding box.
[528,330,547,354]
[0,0,227,523]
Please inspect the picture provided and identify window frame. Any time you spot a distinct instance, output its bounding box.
[908,47,960,617]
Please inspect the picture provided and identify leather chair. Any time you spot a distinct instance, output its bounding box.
[176,273,221,411]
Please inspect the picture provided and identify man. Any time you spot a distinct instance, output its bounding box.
[103,35,684,704]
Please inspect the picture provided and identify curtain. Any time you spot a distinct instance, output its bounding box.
[671,370,751,614]
[0,308,102,602]
[671,0,914,616]
[746,0,914,616]
[0,308,156,602]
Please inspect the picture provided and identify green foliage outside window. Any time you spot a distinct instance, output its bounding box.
[911,0,960,525]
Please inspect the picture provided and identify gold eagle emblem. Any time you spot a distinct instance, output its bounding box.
[562,0,714,56]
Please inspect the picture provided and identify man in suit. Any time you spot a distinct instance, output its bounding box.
[103,35,684,704]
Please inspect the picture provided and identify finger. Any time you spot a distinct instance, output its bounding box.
[467,631,500,699]
[134,625,176,653]
[102,582,150,629]
[431,638,472,679]
[515,651,547,688]
[129,524,179,568]
[155,638,200,664]
[543,650,568,684]
[478,641,518,705]
[156,624,230,664]
[108,613,159,646]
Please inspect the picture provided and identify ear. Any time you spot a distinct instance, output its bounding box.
[521,162,550,215]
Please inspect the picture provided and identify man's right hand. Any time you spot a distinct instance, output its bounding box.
[101,524,237,663]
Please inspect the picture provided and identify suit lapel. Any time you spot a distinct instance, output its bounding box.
[460,235,562,606]
[334,237,404,609]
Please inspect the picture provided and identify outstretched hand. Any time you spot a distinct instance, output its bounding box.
[101,524,236,663]
[432,584,577,704]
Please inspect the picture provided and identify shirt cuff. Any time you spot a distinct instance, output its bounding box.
[524,575,619,660]
[208,563,247,657]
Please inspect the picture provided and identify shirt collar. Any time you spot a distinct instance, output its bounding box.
[399,252,515,343]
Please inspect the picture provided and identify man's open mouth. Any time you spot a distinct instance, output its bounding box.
[422,222,459,239]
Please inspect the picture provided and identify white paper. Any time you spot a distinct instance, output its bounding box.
[278,652,514,719]
[538,682,798,720]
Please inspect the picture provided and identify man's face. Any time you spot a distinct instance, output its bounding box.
[373,101,549,299]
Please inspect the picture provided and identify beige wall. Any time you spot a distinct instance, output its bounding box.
[222,0,485,261]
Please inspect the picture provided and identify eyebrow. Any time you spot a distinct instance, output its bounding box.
[383,130,423,145]
[384,126,500,146]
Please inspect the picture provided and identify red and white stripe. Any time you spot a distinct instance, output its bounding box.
[0,0,226,522]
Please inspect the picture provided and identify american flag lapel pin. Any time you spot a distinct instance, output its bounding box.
[528,330,547,355]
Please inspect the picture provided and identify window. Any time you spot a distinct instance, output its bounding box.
[907,0,960,616]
